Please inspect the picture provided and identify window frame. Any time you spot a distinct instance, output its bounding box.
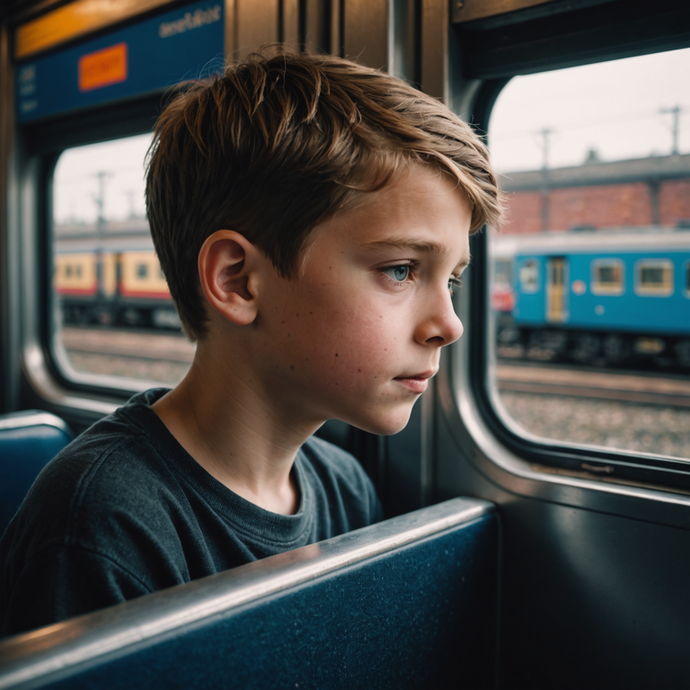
[517,258,540,294]
[16,95,167,423]
[591,258,625,296]
[635,259,674,296]
[448,69,690,499]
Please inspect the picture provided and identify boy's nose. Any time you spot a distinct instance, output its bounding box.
[414,291,464,346]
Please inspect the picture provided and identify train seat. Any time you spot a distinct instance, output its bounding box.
[0,410,73,535]
[0,497,499,690]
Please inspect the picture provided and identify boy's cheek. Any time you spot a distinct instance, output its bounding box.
[260,279,403,380]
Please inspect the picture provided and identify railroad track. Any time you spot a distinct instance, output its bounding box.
[496,364,690,408]
[60,328,690,407]
[61,327,195,363]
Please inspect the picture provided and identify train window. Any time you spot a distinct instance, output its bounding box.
[53,134,194,387]
[495,259,511,285]
[591,259,624,295]
[487,48,690,462]
[518,259,539,293]
[636,260,674,295]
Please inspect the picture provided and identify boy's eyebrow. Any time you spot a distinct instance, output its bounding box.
[362,239,471,268]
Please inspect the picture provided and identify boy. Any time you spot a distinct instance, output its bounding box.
[0,51,502,637]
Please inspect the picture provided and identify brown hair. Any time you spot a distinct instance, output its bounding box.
[146,50,503,340]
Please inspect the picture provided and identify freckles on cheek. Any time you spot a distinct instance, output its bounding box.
[346,340,395,380]
[317,293,401,379]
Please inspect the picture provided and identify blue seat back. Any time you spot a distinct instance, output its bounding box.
[0,497,498,690]
[0,411,73,535]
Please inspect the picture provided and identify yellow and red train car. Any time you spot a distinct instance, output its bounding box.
[54,233,179,328]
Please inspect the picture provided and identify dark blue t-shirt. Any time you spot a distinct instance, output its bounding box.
[0,389,382,637]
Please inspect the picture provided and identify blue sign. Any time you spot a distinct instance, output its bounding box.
[16,1,224,122]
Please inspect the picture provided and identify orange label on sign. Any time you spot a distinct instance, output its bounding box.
[78,43,128,92]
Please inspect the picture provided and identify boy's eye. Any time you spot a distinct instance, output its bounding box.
[382,264,412,282]
[448,276,464,295]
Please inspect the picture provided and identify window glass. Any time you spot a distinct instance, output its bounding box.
[518,259,539,293]
[636,260,673,295]
[53,135,194,385]
[592,259,624,295]
[487,48,690,460]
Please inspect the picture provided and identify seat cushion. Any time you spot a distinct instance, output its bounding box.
[0,411,73,534]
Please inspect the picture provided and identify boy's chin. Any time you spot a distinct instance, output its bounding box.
[346,407,415,437]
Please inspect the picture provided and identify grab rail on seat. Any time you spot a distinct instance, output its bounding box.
[0,497,499,690]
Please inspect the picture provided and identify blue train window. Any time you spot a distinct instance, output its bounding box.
[591,259,624,295]
[519,259,539,293]
[635,260,674,296]
[495,259,512,285]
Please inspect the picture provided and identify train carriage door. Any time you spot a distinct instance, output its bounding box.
[546,256,568,323]
[114,253,123,298]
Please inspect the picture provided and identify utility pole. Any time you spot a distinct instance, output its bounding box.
[660,105,681,155]
[92,171,112,306]
[539,127,553,170]
[92,171,112,233]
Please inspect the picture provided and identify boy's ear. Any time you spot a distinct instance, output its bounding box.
[198,230,261,326]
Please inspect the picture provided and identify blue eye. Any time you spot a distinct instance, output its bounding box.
[448,277,463,295]
[383,265,411,282]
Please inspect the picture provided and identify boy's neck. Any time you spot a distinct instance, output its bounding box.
[152,343,320,516]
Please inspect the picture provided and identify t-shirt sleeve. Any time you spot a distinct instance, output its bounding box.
[2,544,152,637]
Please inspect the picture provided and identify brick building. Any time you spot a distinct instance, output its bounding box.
[499,153,690,234]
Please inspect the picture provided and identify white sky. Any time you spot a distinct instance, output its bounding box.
[54,133,152,224]
[53,47,690,223]
[489,47,690,173]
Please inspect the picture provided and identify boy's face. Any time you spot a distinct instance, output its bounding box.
[254,164,472,436]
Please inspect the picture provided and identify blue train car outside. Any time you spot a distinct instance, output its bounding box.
[503,229,690,366]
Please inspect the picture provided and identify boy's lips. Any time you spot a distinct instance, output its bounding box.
[393,370,437,394]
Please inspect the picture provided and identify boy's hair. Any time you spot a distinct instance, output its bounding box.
[146,50,503,340]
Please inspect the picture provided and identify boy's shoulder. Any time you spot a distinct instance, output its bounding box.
[0,390,382,635]
[46,387,171,466]
[22,388,176,516]
[2,387,183,556]
[4,390,381,555]
[0,389,190,635]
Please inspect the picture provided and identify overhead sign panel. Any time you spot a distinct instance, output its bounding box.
[15,0,171,60]
[16,1,223,123]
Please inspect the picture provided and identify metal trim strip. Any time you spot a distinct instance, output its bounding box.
[0,497,494,689]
